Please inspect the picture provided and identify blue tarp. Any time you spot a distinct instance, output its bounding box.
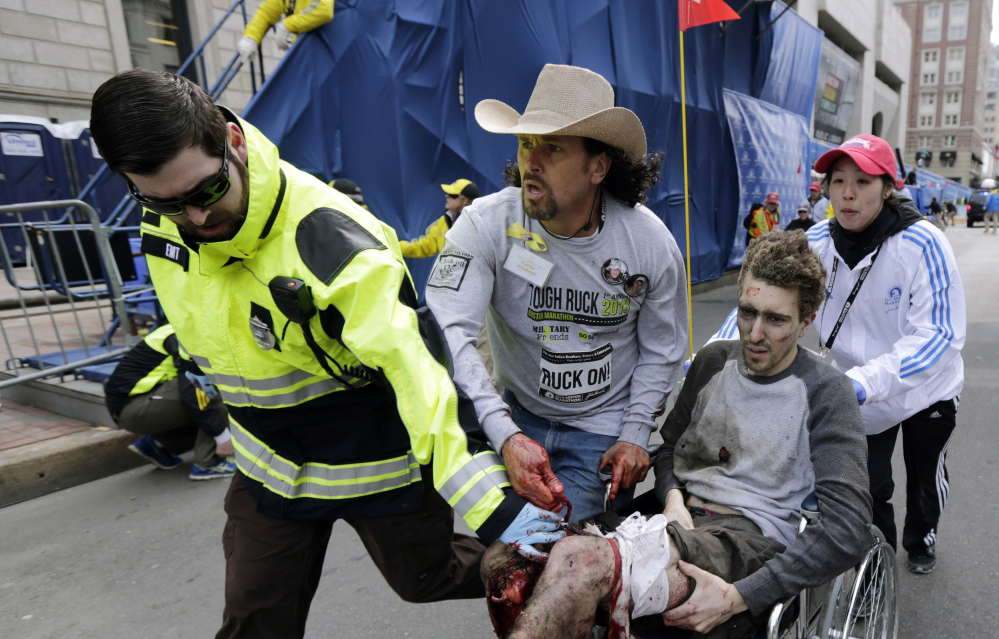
[243,0,822,288]
[723,89,811,266]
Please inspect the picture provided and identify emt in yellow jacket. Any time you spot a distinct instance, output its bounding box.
[90,70,562,637]
[400,179,481,258]
[236,0,333,63]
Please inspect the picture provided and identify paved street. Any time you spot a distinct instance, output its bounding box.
[1,226,996,638]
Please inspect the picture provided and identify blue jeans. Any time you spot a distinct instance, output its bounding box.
[503,391,636,523]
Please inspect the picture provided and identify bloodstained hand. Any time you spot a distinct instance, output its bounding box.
[501,433,565,512]
[598,441,650,502]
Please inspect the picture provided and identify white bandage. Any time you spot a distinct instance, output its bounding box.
[606,512,672,618]
[236,36,257,63]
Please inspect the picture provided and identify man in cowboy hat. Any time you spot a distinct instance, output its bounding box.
[426,64,688,528]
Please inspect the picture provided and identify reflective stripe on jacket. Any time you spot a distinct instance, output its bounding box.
[103,324,178,416]
[139,111,521,539]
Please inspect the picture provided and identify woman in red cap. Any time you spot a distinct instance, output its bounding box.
[809,134,966,575]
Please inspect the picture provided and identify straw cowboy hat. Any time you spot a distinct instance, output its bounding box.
[474,64,647,162]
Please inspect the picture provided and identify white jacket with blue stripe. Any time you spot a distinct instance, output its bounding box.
[714,218,965,435]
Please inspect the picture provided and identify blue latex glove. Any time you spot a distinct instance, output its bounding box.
[185,371,220,400]
[499,503,566,560]
[683,360,691,376]
[851,379,867,405]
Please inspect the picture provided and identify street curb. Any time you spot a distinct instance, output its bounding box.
[0,428,144,508]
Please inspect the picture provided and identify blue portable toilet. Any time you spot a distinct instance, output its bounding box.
[0,115,75,265]
[61,120,131,225]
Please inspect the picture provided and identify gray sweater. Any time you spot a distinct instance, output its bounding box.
[425,187,688,449]
[654,341,873,616]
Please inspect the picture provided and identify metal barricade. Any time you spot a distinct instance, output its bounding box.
[0,199,148,389]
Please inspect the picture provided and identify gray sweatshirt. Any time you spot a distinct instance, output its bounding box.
[425,187,688,449]
[654,341,873,616]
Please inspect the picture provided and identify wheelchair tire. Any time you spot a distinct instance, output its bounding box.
[821,524,898,639]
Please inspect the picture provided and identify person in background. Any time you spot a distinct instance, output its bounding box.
[399,179,482,258]
[985,187,999,234]
[944,199,957,226]
[786,200,815,232]
[237,0,333,64]
[743,192,781,245]
[808,181,830,222]
[104,324,236,480]
[330,177,367,208]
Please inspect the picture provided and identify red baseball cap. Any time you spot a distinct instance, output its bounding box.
[809,181,821,192]
[814,135,900,188]
[766,192,780,204]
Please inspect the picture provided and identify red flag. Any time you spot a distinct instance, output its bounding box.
[679,0,741,31]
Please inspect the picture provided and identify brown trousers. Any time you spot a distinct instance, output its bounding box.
[215,468,486,639]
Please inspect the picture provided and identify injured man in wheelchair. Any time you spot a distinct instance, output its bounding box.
[483,231,874,639]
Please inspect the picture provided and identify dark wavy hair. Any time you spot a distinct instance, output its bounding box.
[739,231,826,321]
[502,138,663,207]
[90,69,227,176]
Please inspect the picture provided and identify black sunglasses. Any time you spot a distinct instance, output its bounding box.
[126,144,231,216]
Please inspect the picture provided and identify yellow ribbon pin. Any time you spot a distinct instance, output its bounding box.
[506,222,547,252]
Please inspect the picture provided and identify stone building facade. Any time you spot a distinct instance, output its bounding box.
[0,0,285,124]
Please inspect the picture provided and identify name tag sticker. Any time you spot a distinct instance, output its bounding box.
[503,244,553,288]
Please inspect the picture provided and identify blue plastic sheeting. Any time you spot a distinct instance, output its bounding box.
[243,1,823,287]
[759,1,822,122]
[722,89,811,266]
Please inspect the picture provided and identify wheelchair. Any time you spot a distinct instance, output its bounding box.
[765,493,898,639]
[587,490,898,639]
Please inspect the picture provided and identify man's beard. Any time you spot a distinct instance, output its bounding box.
[521,173,558,221]
[178,155,250,243]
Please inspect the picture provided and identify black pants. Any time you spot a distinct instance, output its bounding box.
[215,469,486,639]
[866,397,958,554]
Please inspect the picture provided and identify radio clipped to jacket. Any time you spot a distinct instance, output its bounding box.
[268,276,379,386]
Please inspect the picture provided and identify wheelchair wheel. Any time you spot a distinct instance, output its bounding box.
[823,525,898,639]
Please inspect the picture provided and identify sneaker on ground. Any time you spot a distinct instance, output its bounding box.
[128,436,183,470]
[907,545,936,574]
[189,457,237,481]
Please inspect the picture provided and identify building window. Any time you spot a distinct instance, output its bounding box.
[946,70,963,83]
[920,115,935,127]
[925,4,942,20]
[919,135,934,147]
[924,50,939,63]
[950,2,967,19]
[922,72,937,84]
[989,92,998,100]
[924,28,941,43]
[947,48,964,62]
[987,104,998,112]
[121,0,194,75]
[943,135,957,146]
[949,25,966,40]
[920,92,937,106]
[945,90,961,105]
[943,114,959,125]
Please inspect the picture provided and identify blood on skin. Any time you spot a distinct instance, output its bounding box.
[746,287,760,296]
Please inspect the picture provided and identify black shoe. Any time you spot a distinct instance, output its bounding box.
[907,545,936,574]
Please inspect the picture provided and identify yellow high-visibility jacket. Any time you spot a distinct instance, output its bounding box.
[399,213,454,259]
[243,0,334,44]
[139,110,521,539]
[748,205,780,238]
